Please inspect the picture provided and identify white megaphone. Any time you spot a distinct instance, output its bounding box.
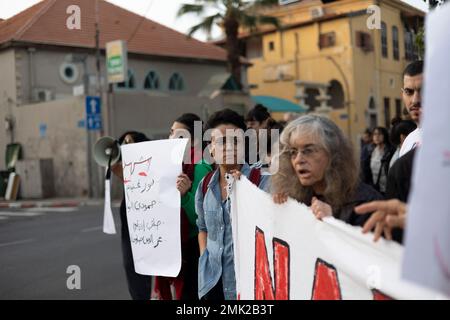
[93,136,121,167]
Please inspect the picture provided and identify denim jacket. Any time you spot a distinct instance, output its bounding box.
[195,163,271,300]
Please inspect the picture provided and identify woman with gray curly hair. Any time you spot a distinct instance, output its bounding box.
[271,115,383,227]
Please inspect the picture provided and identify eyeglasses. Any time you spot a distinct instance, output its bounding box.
[402,87,421,96]
[287,146,322,159]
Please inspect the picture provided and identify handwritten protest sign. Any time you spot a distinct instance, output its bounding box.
[231,177,446,300]
[121,139,188,276]
[402,5,450,297]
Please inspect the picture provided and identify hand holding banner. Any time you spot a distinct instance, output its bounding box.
[231,177,446,300]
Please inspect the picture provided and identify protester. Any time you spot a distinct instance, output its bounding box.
[245,104,274,165]
[263,120,284,166]
[359,128,374,181]
[377,61,424,244]
[251,119,284,170]
[195,109,270,300]
[153,113,213,300]
[362,127,395,195]
[245,104,272,132]
[386,61,424,202]
[399,60,423,157]
[389,120,417,168]
[111,131,152,300]
[361,128,373,148]
[271,115,382,227]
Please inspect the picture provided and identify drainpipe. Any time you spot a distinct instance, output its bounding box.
[27,47,36,102]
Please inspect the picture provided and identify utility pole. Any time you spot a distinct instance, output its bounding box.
[88,0,102,198]
[95,0,101,97]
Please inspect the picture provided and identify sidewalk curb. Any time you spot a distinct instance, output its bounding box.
[0,199,116,209]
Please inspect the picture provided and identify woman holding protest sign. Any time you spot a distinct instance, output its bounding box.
[195,109,271,300]
[111,131,152,300]
[271,115,382,227]
[152,113,213,300]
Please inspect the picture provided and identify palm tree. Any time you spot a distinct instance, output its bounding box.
[426,0,448,8]
[178,0,280,90]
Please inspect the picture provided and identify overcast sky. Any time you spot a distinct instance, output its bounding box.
[0,0,429,41]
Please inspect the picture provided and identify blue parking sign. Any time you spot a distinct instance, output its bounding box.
[86,96,102,131]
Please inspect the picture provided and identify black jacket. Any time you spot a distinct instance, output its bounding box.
[385,148,416,244]
[315,182,384,227]
[335,182,384,227]
[386,148,416,202]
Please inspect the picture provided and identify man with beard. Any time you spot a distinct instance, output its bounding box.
[385,60,423,243]
[398,61,423,157]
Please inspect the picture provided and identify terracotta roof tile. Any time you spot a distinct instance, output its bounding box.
[0,0,227,62]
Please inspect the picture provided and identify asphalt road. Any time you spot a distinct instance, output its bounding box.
[0,205,131,300]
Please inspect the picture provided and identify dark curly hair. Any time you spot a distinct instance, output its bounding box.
[245,104,271,123]
[403,60,423,78]
[118,131,149,144]
[390,120,416,146]
[175,113,202,138]
[205,108,246,131]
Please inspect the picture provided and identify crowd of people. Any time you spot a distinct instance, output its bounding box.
[110,60,423,300]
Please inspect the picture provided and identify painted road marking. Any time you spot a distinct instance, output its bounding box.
[0,238,36,248]
[81,226,104,233]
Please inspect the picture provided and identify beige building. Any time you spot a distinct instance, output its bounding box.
[230,0,424,144]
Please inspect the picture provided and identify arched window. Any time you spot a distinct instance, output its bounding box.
[404,30,414,61]
[168,73,184,91]
[392,26,399,60]
[144,71,160,90]
[381,22,388,58]
[327,80,345,109]
[117,70,136,89]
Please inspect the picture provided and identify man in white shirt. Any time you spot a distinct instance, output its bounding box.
[399,61,423,157]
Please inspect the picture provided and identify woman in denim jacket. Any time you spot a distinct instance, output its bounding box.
[195,109,270,300]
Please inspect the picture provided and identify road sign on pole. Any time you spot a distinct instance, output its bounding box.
[86,96,102,131]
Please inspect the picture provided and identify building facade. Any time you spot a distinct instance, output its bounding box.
[235,0,424,143]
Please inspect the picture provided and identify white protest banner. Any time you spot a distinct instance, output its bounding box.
[231,177,446,300]
[121,138,188,276]
[402,4,450,297]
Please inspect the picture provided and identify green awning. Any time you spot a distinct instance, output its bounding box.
[251,95,306,113]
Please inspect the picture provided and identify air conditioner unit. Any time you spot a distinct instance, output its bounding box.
[310,6,324,19]
[33,89,54,102]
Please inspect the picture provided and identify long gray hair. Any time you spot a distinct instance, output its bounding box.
[271,115,359,211]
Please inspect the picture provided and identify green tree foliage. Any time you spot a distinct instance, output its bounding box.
[178,0,280,89]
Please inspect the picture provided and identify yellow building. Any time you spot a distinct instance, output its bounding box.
[237,0,424,144]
